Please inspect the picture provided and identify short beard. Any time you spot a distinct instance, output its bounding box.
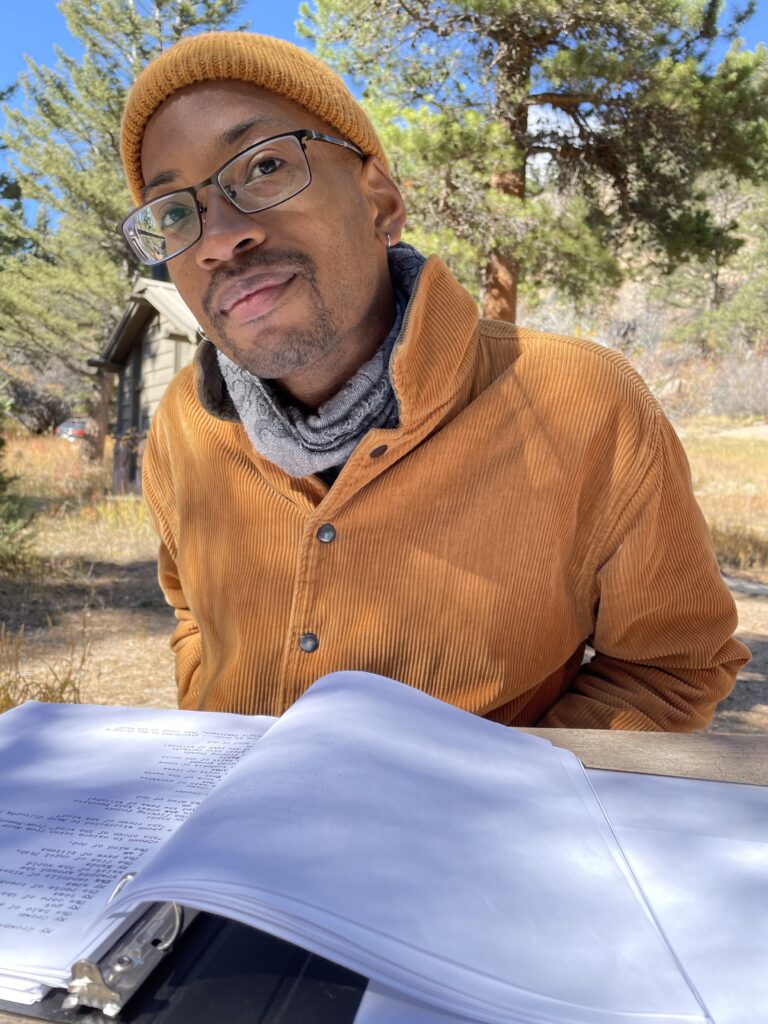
[201,247,339,380]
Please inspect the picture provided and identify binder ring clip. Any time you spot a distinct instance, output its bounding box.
[154,903,184,951]
[107,873,184,952]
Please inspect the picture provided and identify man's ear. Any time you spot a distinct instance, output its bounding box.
[361,157,407,245]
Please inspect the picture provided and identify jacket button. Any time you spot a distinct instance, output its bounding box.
[370,444,388,458]
[299,633,319,653]
[316,523,336,543]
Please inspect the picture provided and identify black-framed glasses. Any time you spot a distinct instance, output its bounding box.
[119,129,365,266]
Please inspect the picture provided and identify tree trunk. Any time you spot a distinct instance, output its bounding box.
[482,167,525,322]
[84,368,113,463]
[483,251,518,322]
[481,30,531,323]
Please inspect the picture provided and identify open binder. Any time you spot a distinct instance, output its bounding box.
[0,909,368,1023]
[0,672,742,1024]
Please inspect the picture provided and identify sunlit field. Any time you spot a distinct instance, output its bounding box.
[677,420,768,572]
[4,434,157,563]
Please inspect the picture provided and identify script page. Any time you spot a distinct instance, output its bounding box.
[0,701,272,1004]
[354,769,768,1024]
[106,671,710,1024]
[588,770,768,1024]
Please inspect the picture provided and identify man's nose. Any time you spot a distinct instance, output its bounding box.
[193,188,266,268]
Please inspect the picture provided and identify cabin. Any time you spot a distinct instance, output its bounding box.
[97,278,198,493]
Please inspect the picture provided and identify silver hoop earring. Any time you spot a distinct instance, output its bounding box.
[196,326,211,345]
[386,233,391,249]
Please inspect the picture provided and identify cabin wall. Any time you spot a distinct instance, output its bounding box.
[113,312,196,493]
[116,315,197,434]
[142,317,197,426]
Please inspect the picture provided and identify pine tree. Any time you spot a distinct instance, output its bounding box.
[0,84,23,260]
[301,0,768,321]
[659,177,768,352]
[0,0,247,455]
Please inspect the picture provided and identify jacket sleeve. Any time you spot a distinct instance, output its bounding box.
[538,412,750,731]
[142,413,202,709]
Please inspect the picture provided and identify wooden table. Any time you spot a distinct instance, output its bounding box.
[1,728,765,1024]
[522,727,768,785]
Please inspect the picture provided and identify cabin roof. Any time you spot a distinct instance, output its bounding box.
[101,279,198,366]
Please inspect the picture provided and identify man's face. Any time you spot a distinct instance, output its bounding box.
[140,81,405,404]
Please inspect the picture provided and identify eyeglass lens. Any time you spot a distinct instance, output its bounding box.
[126,135,311,263]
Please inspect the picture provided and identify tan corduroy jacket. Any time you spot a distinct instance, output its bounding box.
[143,256,749,728]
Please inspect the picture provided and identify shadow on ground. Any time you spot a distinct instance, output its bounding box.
[1,557,177,708]
[707,631,767,733]
[0,559,166,633]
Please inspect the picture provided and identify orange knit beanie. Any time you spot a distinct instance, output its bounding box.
[120,31,386,204]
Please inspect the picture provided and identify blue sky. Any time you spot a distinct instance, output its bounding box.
[0,2,303,86]
[1,0,766,87]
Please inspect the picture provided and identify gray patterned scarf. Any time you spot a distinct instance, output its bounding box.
[217,243,425,478]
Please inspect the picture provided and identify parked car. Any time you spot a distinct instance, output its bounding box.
[55,417,89,442]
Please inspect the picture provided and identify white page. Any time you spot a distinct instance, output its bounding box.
[0,701,272,1001]
[357,770,768,1024]
[588,770,768,1024]
[107,672,709,1024]
[0,973,47,1005]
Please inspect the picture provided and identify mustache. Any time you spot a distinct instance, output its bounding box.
[202,248,317,319]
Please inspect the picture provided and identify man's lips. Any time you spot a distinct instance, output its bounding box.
[218,271,296,322]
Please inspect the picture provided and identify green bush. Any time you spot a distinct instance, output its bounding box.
[0,411,34,571]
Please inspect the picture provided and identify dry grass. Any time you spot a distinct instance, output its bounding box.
[34,498,158,565]
[676,419,768,571]
[0,622,85,713]
[4,433,111,509]
[0,434,155,709]
[2,433,155,564]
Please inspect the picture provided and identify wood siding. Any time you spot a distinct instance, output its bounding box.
[113,311,197,493]
[116,315,196,435]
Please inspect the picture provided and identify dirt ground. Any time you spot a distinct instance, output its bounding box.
[713,573,768,731]
[2,560,766,731]
[0,559,177,710]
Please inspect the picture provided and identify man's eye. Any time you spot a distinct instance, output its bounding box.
[245,156,284,182]
[158,204,193,230]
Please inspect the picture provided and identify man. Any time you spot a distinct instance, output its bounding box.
[119,31,749,727]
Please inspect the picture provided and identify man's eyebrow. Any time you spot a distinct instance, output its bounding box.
[141,171,180,202]
[140,117,287,202]
[219,116,286,148]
